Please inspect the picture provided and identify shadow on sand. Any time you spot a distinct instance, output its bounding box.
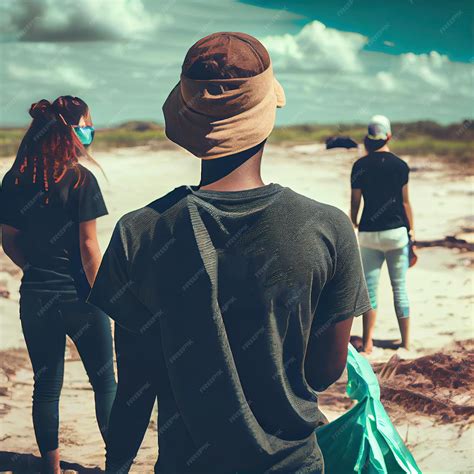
[350,335,402,352]
[0,451,101,473]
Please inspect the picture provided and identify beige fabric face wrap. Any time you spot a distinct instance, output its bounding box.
[162,64,286,160]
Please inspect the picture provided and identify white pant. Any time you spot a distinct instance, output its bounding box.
[358,226,410,318]
[358,226,409,252]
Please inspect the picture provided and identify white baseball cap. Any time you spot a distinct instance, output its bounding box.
[367,115,392,140]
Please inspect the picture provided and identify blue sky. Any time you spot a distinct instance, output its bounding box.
[0,0,472,126]
[243,0,473,61]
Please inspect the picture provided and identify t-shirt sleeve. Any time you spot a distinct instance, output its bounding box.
[400,161,410,186]
[74,169,108,223]
[87,221,156,334]
[350,161,364,189]
[315,210,372,325]
[0,176,23,229]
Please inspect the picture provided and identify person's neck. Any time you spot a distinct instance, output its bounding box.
[374,144,390,152]
[198,143,265,191]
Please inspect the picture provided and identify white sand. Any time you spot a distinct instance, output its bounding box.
[0,144,473,472]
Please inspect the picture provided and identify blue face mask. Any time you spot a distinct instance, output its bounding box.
[73,126,95,146]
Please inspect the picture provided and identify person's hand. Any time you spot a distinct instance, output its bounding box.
[408,229,415,242]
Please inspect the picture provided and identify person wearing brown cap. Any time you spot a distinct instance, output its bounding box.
[88,32,371,473]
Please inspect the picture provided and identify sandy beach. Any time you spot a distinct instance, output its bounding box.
[0,144,473,473]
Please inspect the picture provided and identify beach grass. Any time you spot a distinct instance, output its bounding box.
[1,120,472,164]
[0,128,24,158]
[390,138,473,164]
[268,121,473,163]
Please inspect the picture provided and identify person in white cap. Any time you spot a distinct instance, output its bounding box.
[350,115,415,354]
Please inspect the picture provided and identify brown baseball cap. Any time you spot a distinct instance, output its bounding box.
[182,32,270,80]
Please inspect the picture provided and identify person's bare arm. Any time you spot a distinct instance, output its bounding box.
[79,219,102,286]
[350,188,362,228]
[305,316,354,391]
[402,184,414,238]
[2,225,27,269]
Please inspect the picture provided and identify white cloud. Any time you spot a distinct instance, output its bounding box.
[376,71,396,91]
[398,51,449,88]
[1,0,165,42]
[0,8,472,126]
[262,20,367,72]
[7,63,94,90]
[259,21,473,123]
[369,50,472,100]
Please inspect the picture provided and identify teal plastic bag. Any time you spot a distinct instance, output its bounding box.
[315,345,421,474]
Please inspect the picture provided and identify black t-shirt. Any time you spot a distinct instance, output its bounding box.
[1,163,107,299]
[351,151,410,232]
[88,183,371,473]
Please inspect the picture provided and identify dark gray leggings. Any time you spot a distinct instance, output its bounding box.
[20,292,117,455]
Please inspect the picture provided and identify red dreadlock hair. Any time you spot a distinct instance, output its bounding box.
[12,96,101,203]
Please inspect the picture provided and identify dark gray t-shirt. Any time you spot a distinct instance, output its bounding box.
[88,183,371,473]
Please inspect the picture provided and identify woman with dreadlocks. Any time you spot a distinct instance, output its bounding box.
[1,96,116,473]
